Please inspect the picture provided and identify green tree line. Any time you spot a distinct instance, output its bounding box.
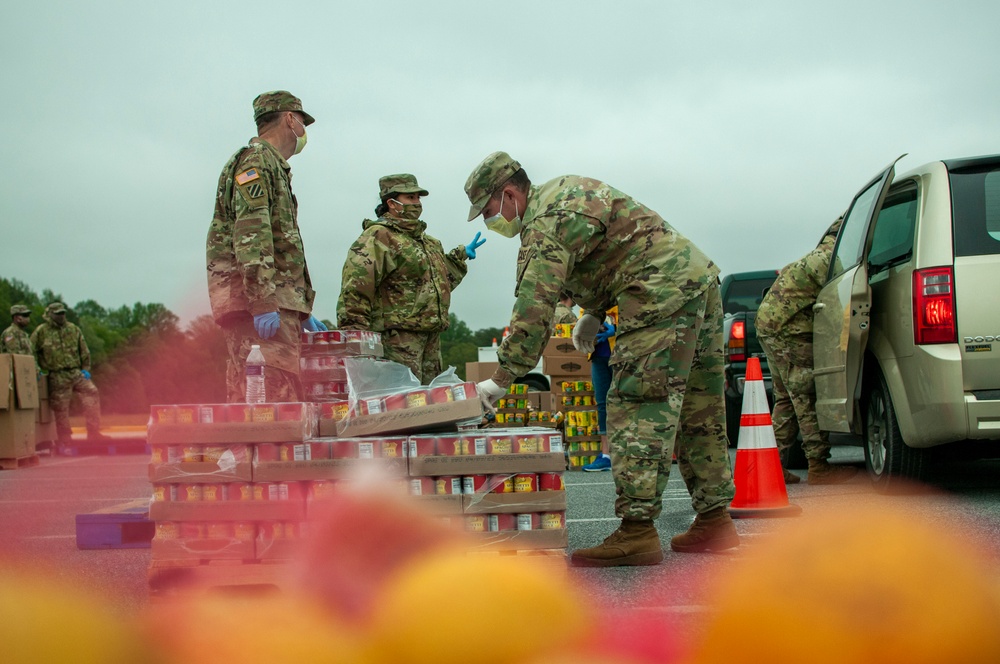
[2,277,503,413]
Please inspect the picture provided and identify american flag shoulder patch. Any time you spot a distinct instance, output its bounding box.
[235,168,260,185]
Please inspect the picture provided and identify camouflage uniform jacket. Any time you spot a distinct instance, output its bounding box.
[756,217,844,338]
[552,303,577,325]
[30,314,90,373]
[495,175,719,386]
[1,324,32,355]
[337,216,468,333]
[206,138,316,324]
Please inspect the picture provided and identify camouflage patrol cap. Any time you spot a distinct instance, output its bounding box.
[10,304,30,316]
[252,90,315,126]
[46,302,67,315]
[464,151,521,221]
[379,174,429,200]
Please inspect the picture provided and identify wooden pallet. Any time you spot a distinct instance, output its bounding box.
[0,454,39,470]
[75,498,154,549]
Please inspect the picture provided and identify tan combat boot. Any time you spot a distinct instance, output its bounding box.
[783,467,801,484]
[807,459,859,485]
[570,519,663,567]
[669,507,740,553]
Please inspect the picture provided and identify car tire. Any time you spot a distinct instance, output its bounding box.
[863,366,928,492]
[515,375,549,393]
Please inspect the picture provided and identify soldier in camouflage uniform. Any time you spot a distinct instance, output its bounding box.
[1,304,33,355]
[30,303,108,445]
[206,91,327,403]
[337,174,486,384]
[756,217,858,485]
[466,152,738,567]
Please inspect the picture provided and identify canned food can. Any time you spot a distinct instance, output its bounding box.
[277,403,304,421]
[201,483,225,502]
[252,404,276,422]
[462,474,488,494]
[465,515,488,533]
[357,440,377,459]
[538,472,564,491]
[487,435,512,454]
[253,482,273,501]
[229,482,253,501]
[180,522,207,539]
[233,522,256,542]
[330,439,357,459]
[436,436,462,456]
[179,484,203,502]
[528,411,539,423]
[405,390,429,408]
[489,475,515,493]
[206,522,234,539]
[383,393,407,411]
[225,404,252,422]
[411,436,437,457]
[451,382,475,401]
[547,433,564,453]
[381,439,404,458]
[540,512,566,529]
[360,397,384,415]
[310,480,337,501]
[309,440,331,460]
[429,385,454,404]
[514,435,538,453]
[151,484,175,502]
[181,446,202,463]
[513,473,538,492]
[435,476,462,495]
[280,442,311,462]
[175,405,197,424]
[516,513,541,531]
[409,477,435,496]
[156,521,179,540]
[462,434,487,456]
[150,446,168,464]
[151,406,176,424]
[488,513,517,532]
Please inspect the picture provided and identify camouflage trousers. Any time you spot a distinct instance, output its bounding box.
[48,369,101,441]
[607,283,735,520]
[757,332,830,462]
[382,329,442,385]
[221,310,302,403]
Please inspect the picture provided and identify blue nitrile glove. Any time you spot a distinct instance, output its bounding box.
[595,321,617,343]
[81,369,91,380]
[302,315,327,332]
[465,231,486,259]
[253,311,281,339]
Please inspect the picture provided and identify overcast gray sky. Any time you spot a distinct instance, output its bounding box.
[2,1,998,332]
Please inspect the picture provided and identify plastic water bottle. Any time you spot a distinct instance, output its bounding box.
[245,345,266,404]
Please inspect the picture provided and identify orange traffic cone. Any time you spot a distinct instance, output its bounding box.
[729,357,802,518]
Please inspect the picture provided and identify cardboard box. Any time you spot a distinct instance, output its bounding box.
[253,457,407,482]
[0,354,38,460]
[151,536,255,562]
[408,452,565,477]
[36,374,52,424]
[465,528,568,552]
[462,490,567,514]
[543,337,580,356]
[148,461,253,483]
[149,500,305,522]
[336,397,481,438]
[465,361,498,383]
[542,355,591,376]
[147,404,316,445]
[409,494,465,516]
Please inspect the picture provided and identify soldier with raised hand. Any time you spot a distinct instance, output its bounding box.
[465,151,738,567]
[30,302,109,446]
[206,90,327,403]
[756,217,858,485]
[337,174,485,383]
[1,304,34,355]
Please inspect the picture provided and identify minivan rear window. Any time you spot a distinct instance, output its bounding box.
[950,164,1000,256]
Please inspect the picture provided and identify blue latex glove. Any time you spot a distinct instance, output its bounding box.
[302,315,327,332]
[81,369,91,380]
[595,321,616,343]
[253,311,281,339]
[465,231,486,259]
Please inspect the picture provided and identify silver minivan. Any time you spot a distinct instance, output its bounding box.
[813,154,1000,489]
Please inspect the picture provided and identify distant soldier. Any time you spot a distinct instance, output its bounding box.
[206,90,327,403]
[1,304,33,355]
[552,291,577,326]
[30,302,109,445]
[337,174,486,383]
[756,216,858,485]
[465,151,738,567]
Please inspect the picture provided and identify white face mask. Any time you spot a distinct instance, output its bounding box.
[291,116,307,155]
[484,192,521,238]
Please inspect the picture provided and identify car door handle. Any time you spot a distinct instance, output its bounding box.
[812,303,826,311]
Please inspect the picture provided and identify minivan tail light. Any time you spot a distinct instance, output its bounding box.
[728,319,746,361]
[913,267,957,345]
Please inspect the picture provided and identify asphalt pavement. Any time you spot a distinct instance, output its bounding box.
[3,442,1000,635]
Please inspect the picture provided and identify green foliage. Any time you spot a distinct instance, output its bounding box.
[1,276,227,413]
[439,314,508,381]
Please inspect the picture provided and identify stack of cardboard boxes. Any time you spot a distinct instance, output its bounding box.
[147,332,570,595]
[0,353,38,467]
